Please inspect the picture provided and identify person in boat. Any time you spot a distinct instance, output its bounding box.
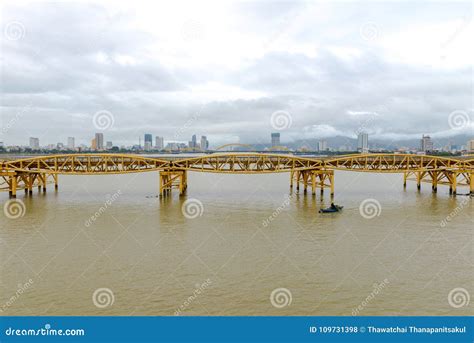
[330,202,337,210]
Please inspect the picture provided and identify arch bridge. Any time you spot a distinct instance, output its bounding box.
[0,153,472,197]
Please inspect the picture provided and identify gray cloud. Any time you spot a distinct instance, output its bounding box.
[0,1,472,147]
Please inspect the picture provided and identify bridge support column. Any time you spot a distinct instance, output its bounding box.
[53,174,58,190]
[431,171,438,193]
[38,173,47,193]
[470,172,474,195]
[159,170,187,196]
[403,172,407,188]
[449,172,458,196]
[416,171,423,190]
[9,175,18,198]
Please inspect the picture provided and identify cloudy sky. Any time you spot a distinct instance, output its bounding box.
[0,0,473,147]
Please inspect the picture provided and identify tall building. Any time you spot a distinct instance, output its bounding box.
[91,138,97,150]
[468,139,474,153]
[271,133,280,147]
[106,141,113,150]
[29,137,40,150]
[190,134,198,148]
[155,136,164,150]
[318,140,327,152]
[357,132,369,153]
[420,135,433,152]
[144,134,153,148]
[95,133,104,150]
[200,136,209,151]
[67,137,75,150]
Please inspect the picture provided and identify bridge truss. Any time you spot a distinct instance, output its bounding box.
[1,153,473,197]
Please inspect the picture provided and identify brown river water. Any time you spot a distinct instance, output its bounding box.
[0,170,472,316]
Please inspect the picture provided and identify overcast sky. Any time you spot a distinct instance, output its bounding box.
[1,0,473,147]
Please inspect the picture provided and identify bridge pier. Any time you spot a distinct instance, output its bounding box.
[159,170,187,196]
[7,175,18,198]
[291,170,334,196]
[431,171,438,193]
[470,172,474,195]
[53,174,58,190]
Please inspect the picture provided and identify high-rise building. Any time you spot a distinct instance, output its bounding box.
[318,140,327,152]
[271,133,280,147]
[468,139,474,153]
[67,137,75,150]
[420,135,433,152]
[200,136,209,151]
[91,138,97,150]
[144,134,153,148]
[155,136,164,150]
[106,141,113,150]
[190,134,197,148]
[95,133,104,150]
[357,132,369,153]
[29,137,40,150]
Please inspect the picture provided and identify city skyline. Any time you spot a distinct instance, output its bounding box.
[3,132,472,155]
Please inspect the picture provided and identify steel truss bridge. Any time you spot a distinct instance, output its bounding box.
[1,153,473,197]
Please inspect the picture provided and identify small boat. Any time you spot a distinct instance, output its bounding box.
[319,204,343,213]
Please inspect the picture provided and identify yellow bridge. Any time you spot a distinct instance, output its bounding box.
[1,153,473,197]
